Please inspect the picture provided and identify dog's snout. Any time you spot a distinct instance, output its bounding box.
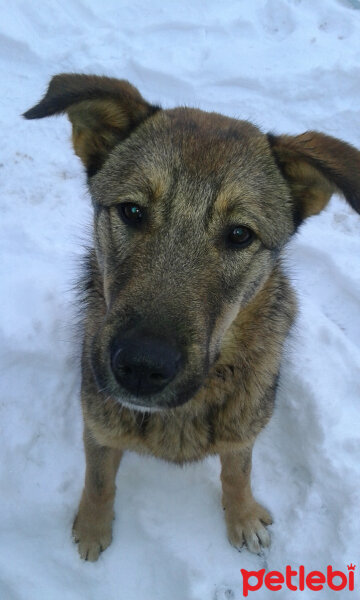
[111,335,182,395]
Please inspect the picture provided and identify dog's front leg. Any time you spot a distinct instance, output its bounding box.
[220,446,272,554]
[72,426,122,561]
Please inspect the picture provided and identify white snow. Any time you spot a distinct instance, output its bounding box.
[1,1,360,599]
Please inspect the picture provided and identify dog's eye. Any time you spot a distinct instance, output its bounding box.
[118,203,143,226]
[227,226,254,248]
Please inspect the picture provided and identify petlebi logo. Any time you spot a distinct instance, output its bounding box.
[240,564,356,597]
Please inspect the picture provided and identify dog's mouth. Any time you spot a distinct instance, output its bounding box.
[114,397,165,413]
[112,370,206,412]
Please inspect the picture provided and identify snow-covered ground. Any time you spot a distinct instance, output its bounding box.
[1,1,360,598]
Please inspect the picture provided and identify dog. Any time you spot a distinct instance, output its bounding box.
[24,74,360,561]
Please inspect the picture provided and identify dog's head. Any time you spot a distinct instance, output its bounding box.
[25,74,360,410]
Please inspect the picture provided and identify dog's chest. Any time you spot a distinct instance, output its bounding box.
[106,407,237,462]
[90,381,264,464]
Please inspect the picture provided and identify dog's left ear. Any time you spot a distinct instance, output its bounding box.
[24,74,160,177]
[268,131,360,226]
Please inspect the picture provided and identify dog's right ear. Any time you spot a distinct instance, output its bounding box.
[23,74,160,177]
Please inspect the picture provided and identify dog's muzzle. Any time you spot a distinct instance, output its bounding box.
[110,333,182,396]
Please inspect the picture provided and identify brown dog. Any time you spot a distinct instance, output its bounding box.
[24,74,360,561]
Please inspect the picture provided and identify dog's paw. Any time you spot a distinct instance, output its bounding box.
[72,509,113,562]
[224,500,272,554]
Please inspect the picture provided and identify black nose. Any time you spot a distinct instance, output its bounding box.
[111,335,182,396]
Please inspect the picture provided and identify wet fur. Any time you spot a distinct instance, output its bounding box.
[24,74,360,560]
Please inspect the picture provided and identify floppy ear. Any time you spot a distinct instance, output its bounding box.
[23,74,160,177]
[267,131,360,226]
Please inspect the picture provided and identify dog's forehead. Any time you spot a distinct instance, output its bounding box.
[149,107,270,176]
[92,106,293,245]
[162,107,264,146]
[111,107,283,202]
[136,108,291,224]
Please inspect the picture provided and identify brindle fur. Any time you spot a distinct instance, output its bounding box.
[24,74,360,561]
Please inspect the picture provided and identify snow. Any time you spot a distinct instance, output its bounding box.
[1,1,360,598]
